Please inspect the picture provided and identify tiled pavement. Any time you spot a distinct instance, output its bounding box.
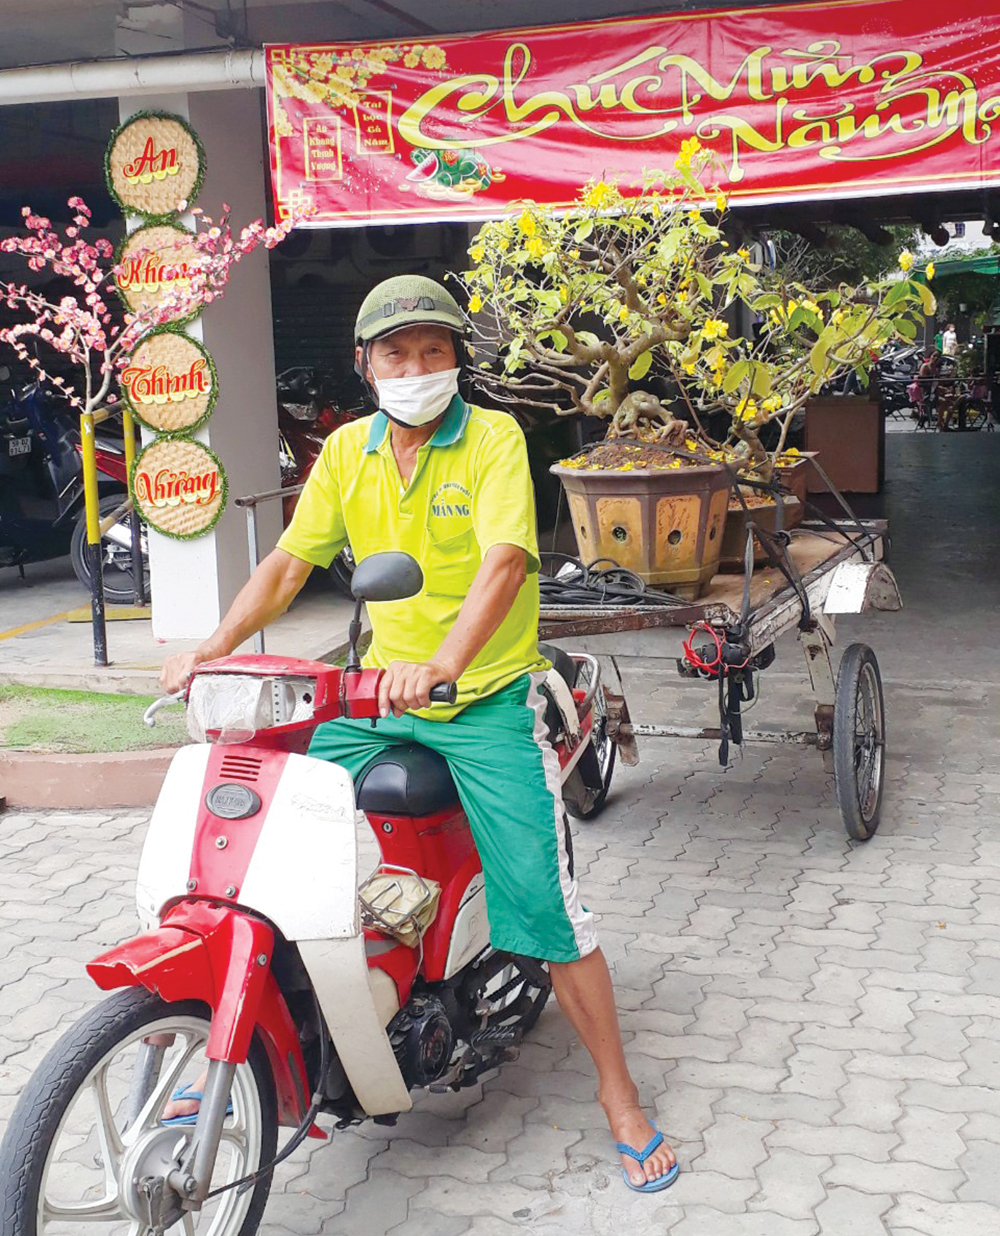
[2,656,1000,1235]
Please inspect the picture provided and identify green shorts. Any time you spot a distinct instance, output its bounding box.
[308,672,597,964]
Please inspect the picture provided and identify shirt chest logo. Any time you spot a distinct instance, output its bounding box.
[429,481,472,538]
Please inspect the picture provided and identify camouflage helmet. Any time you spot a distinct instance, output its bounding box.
[354,274,465,344]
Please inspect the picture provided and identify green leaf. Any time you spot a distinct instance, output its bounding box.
[629,350,654,380]
[574,220,594,243]
[576,330,601,348]
[809,325,836,377]
[751,293,782,310]
[914,279,936,316]
[894,317,917,340]
[722,359,750,394]
[882,280,910,312]
[593,388,611,403]
[750,364,772,397]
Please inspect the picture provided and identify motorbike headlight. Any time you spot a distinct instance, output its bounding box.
[187,673,316,743]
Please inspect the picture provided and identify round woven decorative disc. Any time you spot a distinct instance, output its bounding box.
[121,329,216,433]
[116,223,202,321]
[108,114,203,217]
[131,436,226,539]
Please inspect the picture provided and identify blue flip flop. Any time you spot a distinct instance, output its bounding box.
[160,1082,233,1127]
[617,1129,680,1193]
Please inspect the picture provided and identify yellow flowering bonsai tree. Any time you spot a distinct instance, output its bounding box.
[455,149,932,480]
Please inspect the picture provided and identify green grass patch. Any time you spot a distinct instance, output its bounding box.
[0,685,190,754]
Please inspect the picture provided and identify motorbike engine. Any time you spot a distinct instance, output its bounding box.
[389,995,454,1089]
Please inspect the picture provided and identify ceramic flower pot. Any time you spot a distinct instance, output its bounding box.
[719,495,802,571]
[550,461,732,599]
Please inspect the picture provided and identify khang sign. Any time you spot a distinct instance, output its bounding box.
[131,436,228,541]
[120,327,218,434]
[106,111,206,220]
[114,221,201,323]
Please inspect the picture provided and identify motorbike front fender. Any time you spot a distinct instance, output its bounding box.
[87,901,321,1134]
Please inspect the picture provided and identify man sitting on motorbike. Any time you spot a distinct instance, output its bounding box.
[161,275,677,1192]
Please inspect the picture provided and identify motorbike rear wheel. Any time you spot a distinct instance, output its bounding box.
[0,988,276,1236]
[70,494,150,607]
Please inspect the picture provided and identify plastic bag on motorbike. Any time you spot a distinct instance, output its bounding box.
[186,673,315,743]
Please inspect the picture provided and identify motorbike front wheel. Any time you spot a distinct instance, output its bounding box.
[0,988,277,1236]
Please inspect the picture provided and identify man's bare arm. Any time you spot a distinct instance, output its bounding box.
[378,543,527,716]
[160,548,314,692]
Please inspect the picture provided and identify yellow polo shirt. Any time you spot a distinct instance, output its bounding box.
[276,395,548,719]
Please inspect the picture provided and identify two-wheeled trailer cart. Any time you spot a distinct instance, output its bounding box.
[539,519,900,841]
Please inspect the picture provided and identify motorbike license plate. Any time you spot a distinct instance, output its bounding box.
[7,436,31,457]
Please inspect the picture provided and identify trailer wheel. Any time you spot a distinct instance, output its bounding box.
[833,643,886,841]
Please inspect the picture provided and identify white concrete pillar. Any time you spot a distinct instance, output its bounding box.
[116,89,281,640]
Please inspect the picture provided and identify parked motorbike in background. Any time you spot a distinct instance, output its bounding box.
[0,370,87,576]
[277,366,362,595]
[0,550,617,1235]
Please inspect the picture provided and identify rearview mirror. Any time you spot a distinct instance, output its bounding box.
[351,551,423,603]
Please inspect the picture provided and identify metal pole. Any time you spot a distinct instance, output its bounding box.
[245,503,265,655]
[80,410,108,666]
[120,405,147,607]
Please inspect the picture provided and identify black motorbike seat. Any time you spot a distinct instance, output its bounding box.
[355,743,459,816]
[354,647,577,817]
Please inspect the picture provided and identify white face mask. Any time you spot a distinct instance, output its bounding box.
[375,367,460,427]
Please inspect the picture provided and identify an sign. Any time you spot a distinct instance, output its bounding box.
[131,437,227,541]
[121,327,217,433]
[115,222,201,322]
[265,0,1000,226]
[106,111,205,219]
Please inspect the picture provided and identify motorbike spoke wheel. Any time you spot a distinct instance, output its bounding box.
[563,660,617,821]
[0,989,276,1236]
[470,952,551,1038]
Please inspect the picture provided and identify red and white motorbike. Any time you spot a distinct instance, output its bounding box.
[0,551,616,1236]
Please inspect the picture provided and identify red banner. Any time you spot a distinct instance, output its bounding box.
[265,0,1000,226]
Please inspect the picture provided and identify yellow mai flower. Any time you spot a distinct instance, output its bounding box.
[690,208,702,223]
[517,210,536,236]
[762,395,782,414]
[702,318,729,340]
[685,438,698,451]
[715,192,726,212]
[582,180,616,209]
[676,289,689,303]
[498,236,510,252]
[657,292,667,305]
[403,52,420,68]
[682,359,697,375]
[422,46,446,69]
[618,304,630,321]
[926,261,936,281]
[559,285,569,303]
[469,293,483,313]
[675,135,703,168]
[526,235,546,258]
[669,458,683,469]
[737,247,751,260]
[470,245,485,262]
[569,248,581,259]
[899,250,914,272]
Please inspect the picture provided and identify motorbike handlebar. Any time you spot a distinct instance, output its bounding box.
[429,682,458,705]
[143,693,185,728]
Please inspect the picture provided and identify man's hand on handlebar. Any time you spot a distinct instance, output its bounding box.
[378,659,456,718]
[160,650,210,696]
